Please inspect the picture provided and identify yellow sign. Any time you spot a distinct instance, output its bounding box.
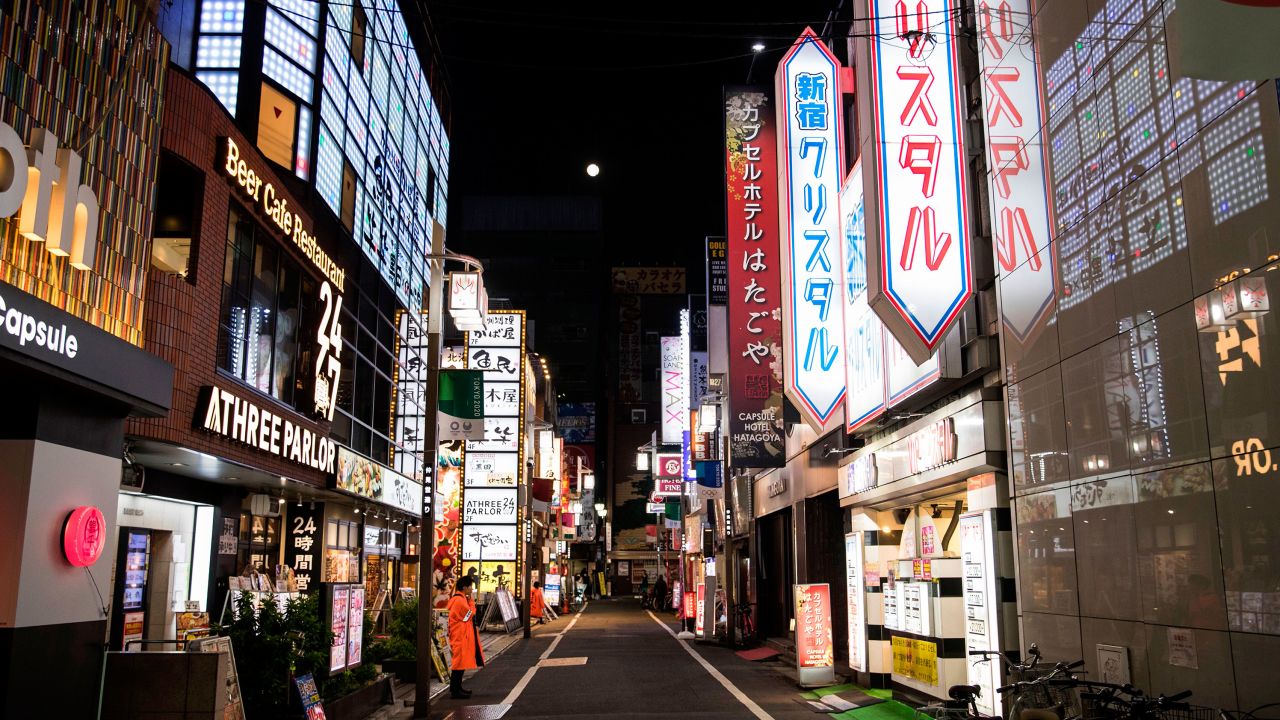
[222,138,344,291]
[892,636,938,685]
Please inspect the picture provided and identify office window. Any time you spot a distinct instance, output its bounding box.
[351,1,368,70]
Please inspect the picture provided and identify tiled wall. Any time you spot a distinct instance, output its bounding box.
[0,1,169,345]
[1002,0,1280,711]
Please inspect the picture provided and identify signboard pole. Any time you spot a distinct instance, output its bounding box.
[414,223,446,719]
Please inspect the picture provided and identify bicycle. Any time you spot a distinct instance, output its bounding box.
[920,645,1084,720]
[1220,704,1280,720]
[1071,680,1209,720]
[735,603,756,640]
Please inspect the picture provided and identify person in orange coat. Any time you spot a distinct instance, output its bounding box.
[530,581,545,624]
[447,576,484,699]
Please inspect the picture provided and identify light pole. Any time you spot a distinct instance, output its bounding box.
[414,222,488,718]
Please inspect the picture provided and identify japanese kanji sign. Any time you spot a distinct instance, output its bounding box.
[776,30,847,431]
[611,267,686,294]
[975,0,1056,346]
[724,85,784,468]
[860,1,974,364]
[794,582,836,685]
[284,502,323,593]
[463,310,526,568]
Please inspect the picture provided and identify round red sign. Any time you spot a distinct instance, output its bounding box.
[62,506,106,567]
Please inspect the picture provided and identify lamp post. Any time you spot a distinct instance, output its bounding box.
[414,222,488,719]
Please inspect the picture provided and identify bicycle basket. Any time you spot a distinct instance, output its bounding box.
[1012,669,1082,717]
[1155,705,1218,720]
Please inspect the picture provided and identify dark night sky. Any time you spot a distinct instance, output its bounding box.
[428,2,844,270]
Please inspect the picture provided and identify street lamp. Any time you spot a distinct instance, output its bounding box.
[415,221,489,719]
[635,452,649,471]
[582,472,595,491]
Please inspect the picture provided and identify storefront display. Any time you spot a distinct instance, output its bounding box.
[793,583,836,686]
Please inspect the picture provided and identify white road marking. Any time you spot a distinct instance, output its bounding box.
[646,610,776,720]
[499,601,588,706]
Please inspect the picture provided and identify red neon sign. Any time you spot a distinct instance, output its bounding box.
[62,505,106,567]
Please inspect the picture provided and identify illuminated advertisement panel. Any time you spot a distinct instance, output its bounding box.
[976,0,1056,346]
[317,2,449,312]
[861,0,973,363]
[661,337,688,444]
[776,28,847,431]
[841,162,940,433]
[724,85,785,467]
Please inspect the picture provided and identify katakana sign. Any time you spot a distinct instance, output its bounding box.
[776,29,847,431]
[724,85,784,467]
[860,0,974,364]
[976,0,1056,346]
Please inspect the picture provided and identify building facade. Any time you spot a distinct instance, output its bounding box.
[0,2,174,715]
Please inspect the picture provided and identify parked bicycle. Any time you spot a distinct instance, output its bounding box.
[735,603,755,640]
[918,645,1084,720]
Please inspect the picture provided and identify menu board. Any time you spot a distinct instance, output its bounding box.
[902,583,931,636]
[845,533,866,672]
[695,583,706,637]
[883,575,900,631]
[961,512,1003,718]
[329,585,350,672]
[347,587,365,666]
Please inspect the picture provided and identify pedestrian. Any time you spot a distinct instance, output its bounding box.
[530,580,545,624]
[638,571,650,601]
[447,576,485,699]
[652,573,668,612]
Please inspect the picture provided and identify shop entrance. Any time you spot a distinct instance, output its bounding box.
[755,507,793,639]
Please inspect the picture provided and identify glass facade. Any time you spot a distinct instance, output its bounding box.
[1003,0,1280,709]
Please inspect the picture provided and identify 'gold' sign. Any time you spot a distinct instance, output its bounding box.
[222,138,345,292]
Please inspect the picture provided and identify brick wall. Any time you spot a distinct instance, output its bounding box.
[125,70,336,489]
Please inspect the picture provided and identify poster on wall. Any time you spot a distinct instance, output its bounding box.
[329,585,350,672]
[961,512,1002,717]
[793,583,836,686]
[347,586,364,669]
[845,533,866,673]
[724,85,785,468]
[892,636,939,685]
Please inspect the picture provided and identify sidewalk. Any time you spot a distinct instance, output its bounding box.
[369,609,569,719]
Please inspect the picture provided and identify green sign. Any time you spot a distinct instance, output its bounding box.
[439,369,484,440]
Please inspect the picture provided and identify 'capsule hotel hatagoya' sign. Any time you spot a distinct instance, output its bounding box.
[776,29,846,431]
[841,161,941,433]
[975,0,1056,347]
[860,0,974,365]
[724,86,785,468]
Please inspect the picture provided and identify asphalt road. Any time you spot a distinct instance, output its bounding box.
[431,598,832,719]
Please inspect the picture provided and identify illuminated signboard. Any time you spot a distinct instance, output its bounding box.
[976,0,1056,346]
[724,85,785,468]
[223,138,346,421]
[62,506,107,568]
[776,29,846,430]
[660,337,688,444]
[463,311,526,568]
[196,384,336,473]
[840,162,940,433]
[861,0,974,363]
[316,1,450,313]
[333,447,424,515]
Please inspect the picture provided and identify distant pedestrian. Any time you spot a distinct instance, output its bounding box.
[531,580,545,624]
[653,574,668,612]
[639,571,650,599]
[448,576,485,699]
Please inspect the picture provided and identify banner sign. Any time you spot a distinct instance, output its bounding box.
[840,163,941,433]
[464,311,526,576]
[861,0,974,364]
[660,336,688,444]
[284,502,324,593]
[724,85,784,468]
[776,29,847,431]
[794,583,836,685]
[707,237,728,305]
[333,447,423,515]
[975,0,1056,347]
[438,369,484,441]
